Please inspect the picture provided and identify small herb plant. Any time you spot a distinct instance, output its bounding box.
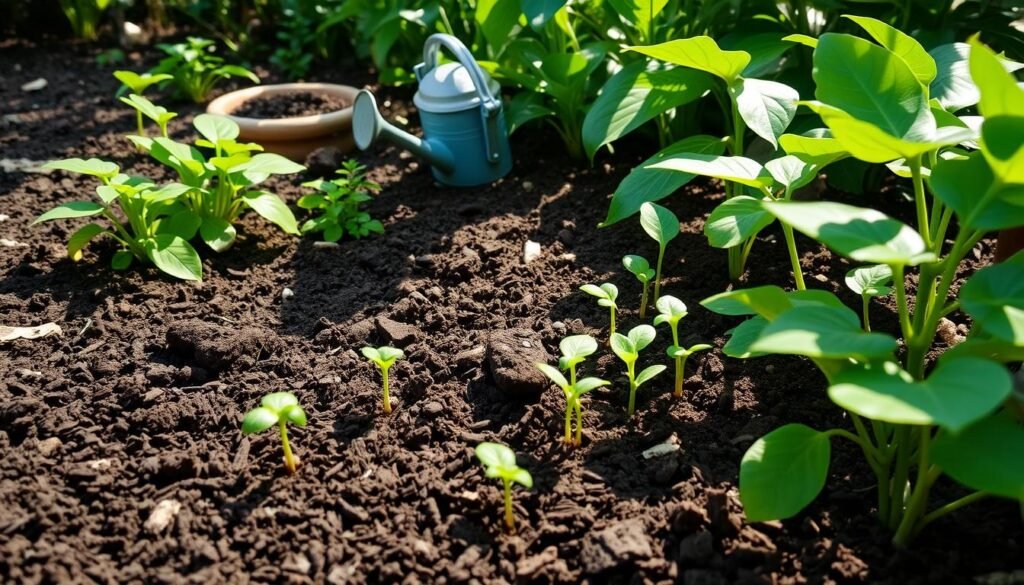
[128,113,304,251]
[148,37,259,103]
[475,442,533,532]
[622,255,655,318]
[299,160,383,242]
[653,295,711,398]
[120,94,177,139]
[361,346,404,414]
[241,391,308,475]
[59,0,111,40]
[37,158,202,281]
[114,71,175,135]
[580,283,618,341]
[611,325,666,417]
[639,202,679,302]
[845,265,893,332]
[538,335,609,446]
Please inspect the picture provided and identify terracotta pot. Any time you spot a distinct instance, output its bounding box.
[207,83,359,161]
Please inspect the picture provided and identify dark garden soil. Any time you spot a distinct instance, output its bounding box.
[232,91,353,119]
[1,39,1021,585]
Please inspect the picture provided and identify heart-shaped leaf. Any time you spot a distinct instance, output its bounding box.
[627,36,750,83]
[145,234,203,281]
[960,260,1024,344]
[704,195,774,248]
[67,224,106,261]
[843,15,936,84]
[931,151,1024,231]
[243,191,300,235]
[639,202,680,248]
[740,424,831,521]
[731,78,799,148]
[932,413,1024,500]
[649,154,773,189]
[749,305,898,360]
[845,264,893,297]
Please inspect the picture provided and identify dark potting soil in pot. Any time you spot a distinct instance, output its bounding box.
[232,91,352,119]
[1,39,1021,585]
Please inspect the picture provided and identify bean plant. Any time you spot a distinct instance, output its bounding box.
[361,346,404,414]
[703,30,1024,545]
[475,442,533,531]
[538,334,608,446]
[299,160,383,242]
[653,296,711,398]
[639,202,679,302]
[114,71,173,136]
[241,392,308,475]
[37,158,202,281]
[128,112,304,252]
[622,255,654,318]
[611,325,665,417]
[580,283,618,342]
[844,265,893,332]
[148,37,259,103]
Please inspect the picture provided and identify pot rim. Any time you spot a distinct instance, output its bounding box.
[207,83,360,141]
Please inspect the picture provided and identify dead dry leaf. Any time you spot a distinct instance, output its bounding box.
[0,322,63,342]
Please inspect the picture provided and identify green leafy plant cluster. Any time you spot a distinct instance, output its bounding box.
[299,160,384,242]
[536,335,608,446]
[698,29,1024,545]
[147,37,260,103]
[58,0,111,40]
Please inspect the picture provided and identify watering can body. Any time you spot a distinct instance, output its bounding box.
[352,34,512,187]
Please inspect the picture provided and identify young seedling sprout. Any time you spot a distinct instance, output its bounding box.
[361,346,405,414]
[623,255,655,318]
[580,283,618,342]
[537,363,609,446]
[653,295,712,398]
[475,442,533,532]
[639,202,680,303]
[241,392,307,475]
[845,265,894,332]
[611,325,666,417]
[113,71,173,136]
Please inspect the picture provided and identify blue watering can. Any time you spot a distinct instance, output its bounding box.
[351,34,513,187]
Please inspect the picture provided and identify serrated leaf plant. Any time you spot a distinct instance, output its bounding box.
[475,442,533,531]
[299,160,383,242]
[129,113,304,252]
[361,346,404,414]
[536,356,609,447]
[653,295,711,398]
[148,37,260,103]
[622,255,655,318]
[580,282,618,342]
[639,202,679,302]
[242,392,307,475]
[611,325,666,417]
[702,34,1024,546]
[36,158,202,281]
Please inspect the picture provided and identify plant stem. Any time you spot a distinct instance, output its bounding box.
[609,306,617,339]
[639,281,649,318]
[918,491,989,530]
[893,428,936,546]
[627,363,637,417]
[382,366,392,414]
[893,264,913,340]
[503,479,515,531]
[136,110,144,137]
[861,294,872,331]
[781,223,806,290]
[888,426,912,529]
[575,401,583,445]
[563,402,572,444]
[911,157,933,250]
[674,356,684,398]
[280,421,296,474]
[653,246,666,302]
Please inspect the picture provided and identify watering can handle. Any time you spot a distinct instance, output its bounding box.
[415,33,504,163]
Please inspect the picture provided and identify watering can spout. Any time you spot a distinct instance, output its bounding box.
[352,90,455,174]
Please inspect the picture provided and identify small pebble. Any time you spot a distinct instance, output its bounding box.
[21,78,47,92]
[145,499,182,534]
[281,287,294,300]
[523,240,541,265]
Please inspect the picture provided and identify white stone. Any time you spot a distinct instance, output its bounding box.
[144,499,182,534]
[523,240,541,265]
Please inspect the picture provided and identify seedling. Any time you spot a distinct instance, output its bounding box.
[361,346,404,414]
[580,283,618,341]
[653,295,712,397]
[623,255,655,318]
[113,71,173,136]
[299,160,384,242]
[611,325,666,417]
[845,265,893,332]
[119,94,178,138]
[557,334,598,386]
[536,363,609,446]
[475,442,533,531]
[241,391,308,475]
[639,202,680,302]
[148,37,259,103]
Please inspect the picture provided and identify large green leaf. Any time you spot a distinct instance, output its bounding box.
[606,0,667,40]
[740,424,831,521]
[930,151,1024,231]
[829,359,1011,432]
[639,202,679,248]
[731,78,799,149]
[932,414,1024,500]
[233,153,306,178]
[602,135,727,226]
[583,62,711,160]
[67,223,106,261]
[243,191,300,235]
[521,0,566,29]
[722,316,769,358]
[813,33,933,142]
[749,305,898,360]
[704,196,774,248]
[194,114,240,146]
[929,43,1024,112]
[628,36,750,83]
[843,15,936,85]
[701,285,791,319]
[960,261,1024,344]
[475,0,521,54]
[764,155,820,191]
[34,201,105,224]
[145,234,203,281]
[970,38,1024,119]
[648,154,772,189]
[779,129,847,166]
[200,217,237,253]
[980,115,1024,184]
[763,200,933,266]
[42,158,120,179]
